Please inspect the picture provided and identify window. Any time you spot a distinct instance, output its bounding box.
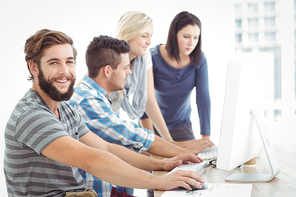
[235,19,242,28]
[265,17,276,26]
[241,48,253,52]
[248,33,259,42]
[264,2,276,12]
[248,18,258,27]
[235,34,242,43]
[265,32,276,42]
[248,3,258,13]
[295,61,296,99]
[235,4,242,14]
[258,47,281,100]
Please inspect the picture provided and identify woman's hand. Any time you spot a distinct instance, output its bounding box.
[162,154,203,171]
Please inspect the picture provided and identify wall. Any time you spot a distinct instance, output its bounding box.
[0,0,234,196]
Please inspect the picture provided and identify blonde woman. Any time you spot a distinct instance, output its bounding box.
[111,11,173,142]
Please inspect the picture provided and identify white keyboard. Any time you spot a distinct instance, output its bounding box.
[168,160,208,175]
[198,146,218,160]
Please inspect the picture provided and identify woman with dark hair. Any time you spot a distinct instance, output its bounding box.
[141,11,211,142]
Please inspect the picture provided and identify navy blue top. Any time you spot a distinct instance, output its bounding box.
[143,44,211,136]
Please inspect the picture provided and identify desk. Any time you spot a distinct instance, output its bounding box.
[153,145,296,197]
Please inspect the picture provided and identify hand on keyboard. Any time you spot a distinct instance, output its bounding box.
[168,161,209,175]
[198,146,218,160]
[162,153,203,171]
[184,139,214,155]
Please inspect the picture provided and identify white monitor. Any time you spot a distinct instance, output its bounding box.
[216,54,280,182]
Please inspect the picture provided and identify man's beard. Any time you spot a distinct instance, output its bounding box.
[38,68,76,101]
[109,76,125,93]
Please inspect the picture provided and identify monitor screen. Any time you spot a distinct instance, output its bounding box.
[216,53,280,182]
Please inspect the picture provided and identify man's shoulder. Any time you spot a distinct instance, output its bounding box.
[69,88,86,108]
[7,92,57,137]
[15,90,51,116]
[69,85,107,108]
[75,83,104,97]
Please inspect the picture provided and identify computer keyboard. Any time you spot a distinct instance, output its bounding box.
[198,146,218,160]
[168,160,208,175]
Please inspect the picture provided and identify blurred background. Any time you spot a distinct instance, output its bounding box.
[0,0,295,196]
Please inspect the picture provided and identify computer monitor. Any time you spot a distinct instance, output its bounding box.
[216,54,280,183]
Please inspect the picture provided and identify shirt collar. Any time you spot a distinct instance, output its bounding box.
[81,76,110,101]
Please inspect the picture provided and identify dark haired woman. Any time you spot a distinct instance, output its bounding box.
[141,11,211,142]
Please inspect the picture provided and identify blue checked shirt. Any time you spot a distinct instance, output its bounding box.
[68,76,155,197]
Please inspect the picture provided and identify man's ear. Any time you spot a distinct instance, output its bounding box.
[29,61,39,77]
[102,65,113,78]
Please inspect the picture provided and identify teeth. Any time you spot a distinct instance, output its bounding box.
[56,79,68,83]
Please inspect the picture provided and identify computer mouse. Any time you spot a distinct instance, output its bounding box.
[178,183,208,191]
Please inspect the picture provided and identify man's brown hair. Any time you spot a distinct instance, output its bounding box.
[86,35,130,78]
[24,29,77,81]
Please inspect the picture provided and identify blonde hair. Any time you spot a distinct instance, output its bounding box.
[116,11,153,42]
[116,11,153,99]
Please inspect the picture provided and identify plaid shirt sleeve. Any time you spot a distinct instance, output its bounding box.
[71,90,155,153]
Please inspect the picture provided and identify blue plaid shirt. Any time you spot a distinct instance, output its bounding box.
[68,76,155,197]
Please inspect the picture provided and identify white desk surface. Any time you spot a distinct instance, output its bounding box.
[153,145,296,197]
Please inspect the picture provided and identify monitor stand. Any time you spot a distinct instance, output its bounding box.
[225,109,280,183]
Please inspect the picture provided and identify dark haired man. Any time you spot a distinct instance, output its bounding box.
[69,35,208,196]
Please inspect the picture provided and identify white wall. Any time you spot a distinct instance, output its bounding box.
[0,0,234,196]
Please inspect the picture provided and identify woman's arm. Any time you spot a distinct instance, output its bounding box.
[195,54,211,138]
[145,67,174,142]
[140,115,154,131]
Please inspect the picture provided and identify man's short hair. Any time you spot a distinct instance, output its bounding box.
[24,29,77,81]
[86,35,130,78]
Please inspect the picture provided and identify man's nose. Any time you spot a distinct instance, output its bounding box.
[59,62,70,75]
[127,66,132,75]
